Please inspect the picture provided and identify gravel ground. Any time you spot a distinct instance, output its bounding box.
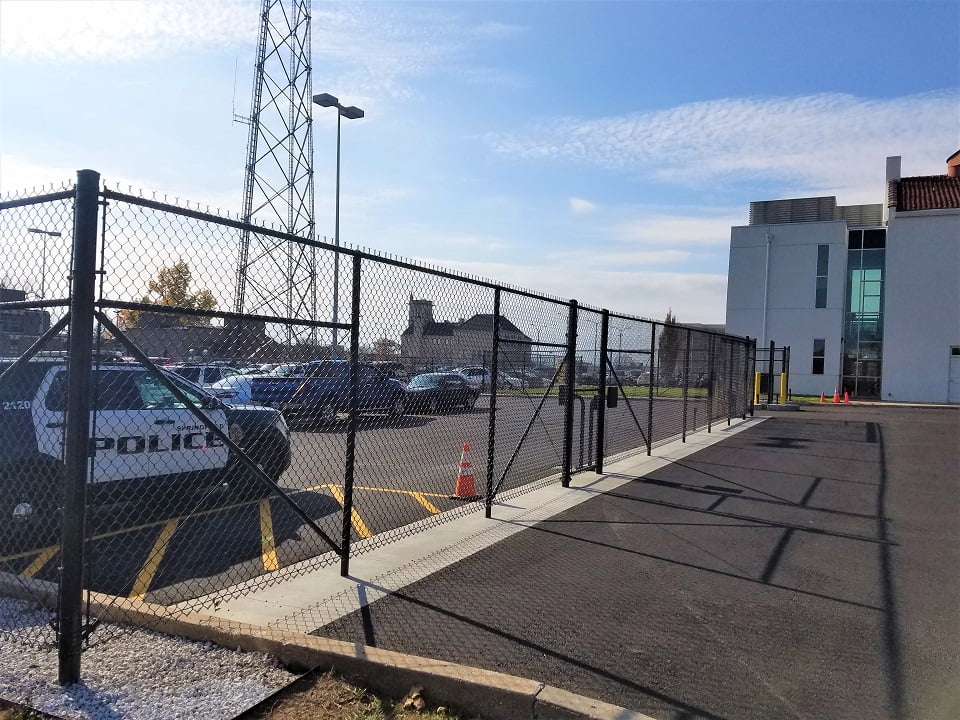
[0,597,297,720]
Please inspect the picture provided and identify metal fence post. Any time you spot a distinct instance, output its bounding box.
[681,328,691,442]
[562,300,577,487]
[647,323,655,456]
[748,338,757,417]
[727,339,734,426]
[485,288,501,518]
[707,334,715,433]
[58,168,100,685]
[340,254,361,577]
[594,310,609,474]
[767,339,775,404]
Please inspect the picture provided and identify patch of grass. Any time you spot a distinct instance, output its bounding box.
[1,671,476,720]
[244,670,477,720]
[0,700,54,720]
[530,385,709,399]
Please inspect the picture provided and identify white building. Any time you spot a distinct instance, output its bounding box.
[725,151,960,403]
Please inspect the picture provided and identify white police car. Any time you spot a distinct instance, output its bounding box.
[0,356,291,541]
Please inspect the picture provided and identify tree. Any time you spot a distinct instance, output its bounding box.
[371,337,400,361]
[118,260,218,328]
[658,309,683,384]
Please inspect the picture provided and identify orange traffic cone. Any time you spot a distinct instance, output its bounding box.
[819,392,825,403]
[832,387,840,403]
[451,442,480,500]
[843,391,850,403]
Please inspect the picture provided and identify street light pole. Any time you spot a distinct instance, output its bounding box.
[312,93,364,353]
[28,228,62,299]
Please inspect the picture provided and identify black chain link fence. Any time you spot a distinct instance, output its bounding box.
[0,172,754,681]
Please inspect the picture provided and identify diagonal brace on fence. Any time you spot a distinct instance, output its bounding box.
[95,311,343,556]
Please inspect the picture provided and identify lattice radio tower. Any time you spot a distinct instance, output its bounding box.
[235,0,315,344]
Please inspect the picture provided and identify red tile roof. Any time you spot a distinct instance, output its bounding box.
[893,175,960,211]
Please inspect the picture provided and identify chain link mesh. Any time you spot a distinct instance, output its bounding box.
[1,181,753,670]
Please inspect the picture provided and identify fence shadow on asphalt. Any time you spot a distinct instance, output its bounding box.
[304,415,909,720]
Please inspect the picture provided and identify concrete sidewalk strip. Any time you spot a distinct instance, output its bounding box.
[206,416,764,632]
[0,576,655,720]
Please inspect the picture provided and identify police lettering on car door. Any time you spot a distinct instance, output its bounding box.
[33,366,229,484]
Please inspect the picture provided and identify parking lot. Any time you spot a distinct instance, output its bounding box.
[1,391,719,605]
[311,404,959,720]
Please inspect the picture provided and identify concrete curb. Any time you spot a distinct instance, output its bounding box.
[0,573,652,720]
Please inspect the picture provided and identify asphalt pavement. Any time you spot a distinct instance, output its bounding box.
[289,404,959,720]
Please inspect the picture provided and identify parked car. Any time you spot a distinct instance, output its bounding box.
[497,372,525,390]
[209,360,406,424]
[0,357,291,541]
[405,373,480,414]
[166,364,241,389]
[456,366,491,391]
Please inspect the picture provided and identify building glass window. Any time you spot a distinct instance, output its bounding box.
[844,228,886,399]
[812,338,825,375]
[815,245,829,308]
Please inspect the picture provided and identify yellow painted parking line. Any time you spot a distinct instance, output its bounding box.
[259,498,280,572]
[410,492,441,514]
[21,546,58,578]
[325,485,372,539]
[307,482,448,499]
[129,518,179,602]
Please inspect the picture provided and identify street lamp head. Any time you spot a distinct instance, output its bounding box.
[28,228,62,237]
[340,105,364,120]
[312,92,339,107]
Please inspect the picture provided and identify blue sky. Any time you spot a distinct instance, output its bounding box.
[1,0,957,324]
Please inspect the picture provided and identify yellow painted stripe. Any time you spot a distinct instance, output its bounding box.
[410,492,441,514]
[21,546,58,578]
[129,518,179,602]
[326,485,372,539]
[0,495,265,564]
[308,482,448,499]
[259,498,280,572]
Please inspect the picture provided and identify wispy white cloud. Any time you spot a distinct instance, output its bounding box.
[0,1,527,103]
[569,197,597,215]
[0,0,256,61]
[428,258,728,324]
[485,91,960,199]
[613,211,744,246]
[467,20,526,41]
[546,249,693,267]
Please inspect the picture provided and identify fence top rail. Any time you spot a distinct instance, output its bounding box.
[0,188,74,211]
[6,181,748,347]
[100,187,577,307]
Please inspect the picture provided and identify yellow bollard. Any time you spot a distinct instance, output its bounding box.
[754,371,761,405]
[779,372,788,403]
